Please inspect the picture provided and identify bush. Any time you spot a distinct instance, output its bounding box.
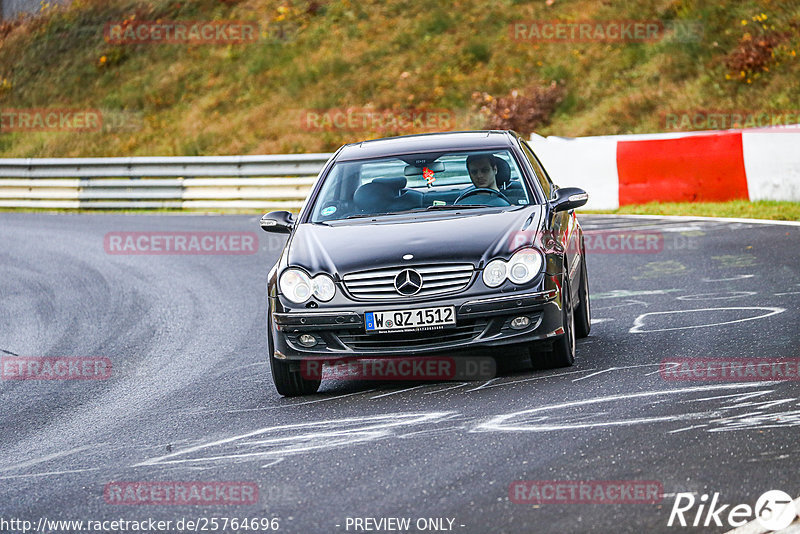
[472,82,565,133]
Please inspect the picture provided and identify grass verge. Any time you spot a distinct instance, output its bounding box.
[584,200,800,221]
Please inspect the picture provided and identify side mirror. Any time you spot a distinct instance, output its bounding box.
[260,211,295,234]
[550,187,589,213]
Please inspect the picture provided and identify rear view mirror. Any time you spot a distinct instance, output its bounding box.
[550,187,589,213]
[260,211,294,233]
[404,161,445,176]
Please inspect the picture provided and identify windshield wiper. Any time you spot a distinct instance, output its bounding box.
[335,205,489,220]
[342,214,380,220]
[425,204,490,210]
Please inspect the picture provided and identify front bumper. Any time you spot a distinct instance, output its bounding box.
[270,288,564,360]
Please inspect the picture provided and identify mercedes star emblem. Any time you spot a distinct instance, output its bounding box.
[394,269,423,296]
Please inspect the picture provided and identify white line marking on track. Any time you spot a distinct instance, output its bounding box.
[0,445,96,473]
[289,389,378,406]
[135,412,455,467]
[461,368,598,392]
[572,362,692,381]
[630,307,785,333]
[0,467,102,480]
[668,424,709,434]
[702,274,755,282]
[371,385,428,399]
[423,382,469,394]
[471,382,772,433]
[184,389,379,414]
[677,291,757,300]
[464,378,501,392]
[593,289,681,300]
[572,369,616,382]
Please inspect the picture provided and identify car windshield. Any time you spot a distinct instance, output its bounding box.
[309,149,533,223]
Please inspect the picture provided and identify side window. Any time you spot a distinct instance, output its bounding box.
[520,140,553,200]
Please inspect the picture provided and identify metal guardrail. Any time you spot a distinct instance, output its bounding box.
[0,154,333,210]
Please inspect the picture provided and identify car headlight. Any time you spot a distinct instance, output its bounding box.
[279,268,336,303]
[311,273,336,302]
[507,249,543,285]
[483,249,544,287]
[483,259,507,288]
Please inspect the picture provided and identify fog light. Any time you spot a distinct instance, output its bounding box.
[510,316,531,330]
[298,334,317,347]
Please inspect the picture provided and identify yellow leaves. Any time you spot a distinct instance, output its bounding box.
[275,5,293,22]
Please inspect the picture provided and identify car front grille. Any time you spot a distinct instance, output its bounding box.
[342,264,474,300]
[334,320,487,351]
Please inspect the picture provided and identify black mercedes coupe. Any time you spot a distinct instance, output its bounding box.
[260,131,591,396]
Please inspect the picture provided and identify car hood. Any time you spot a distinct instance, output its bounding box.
[286,207,545,276]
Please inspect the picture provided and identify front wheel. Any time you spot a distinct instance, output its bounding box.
[534,272,576,369]
[268,320,320,396]
[574,255,591,338]
[270,355,321,397]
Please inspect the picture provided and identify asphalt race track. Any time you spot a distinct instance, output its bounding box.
[1,213,798,534]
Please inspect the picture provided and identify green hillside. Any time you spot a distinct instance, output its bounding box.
[0,0,798,157]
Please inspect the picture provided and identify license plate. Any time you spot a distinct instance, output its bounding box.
[365,306,456,333]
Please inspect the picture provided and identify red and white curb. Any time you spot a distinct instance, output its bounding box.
[530,128,800,210]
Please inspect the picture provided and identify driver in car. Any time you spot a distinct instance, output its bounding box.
[457,154,512,206]
[466,154,499,191]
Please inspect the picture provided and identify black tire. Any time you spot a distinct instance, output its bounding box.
[268,321,320,396]
[534,272,576,369]
[574,255,591,338]
[270,355,321,396]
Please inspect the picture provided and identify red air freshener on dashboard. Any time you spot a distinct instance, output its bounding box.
[423,166,435,185]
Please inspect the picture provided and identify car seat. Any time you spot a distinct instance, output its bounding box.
[353,177,423,214]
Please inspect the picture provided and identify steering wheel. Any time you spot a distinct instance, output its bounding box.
[454,188,512,206]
